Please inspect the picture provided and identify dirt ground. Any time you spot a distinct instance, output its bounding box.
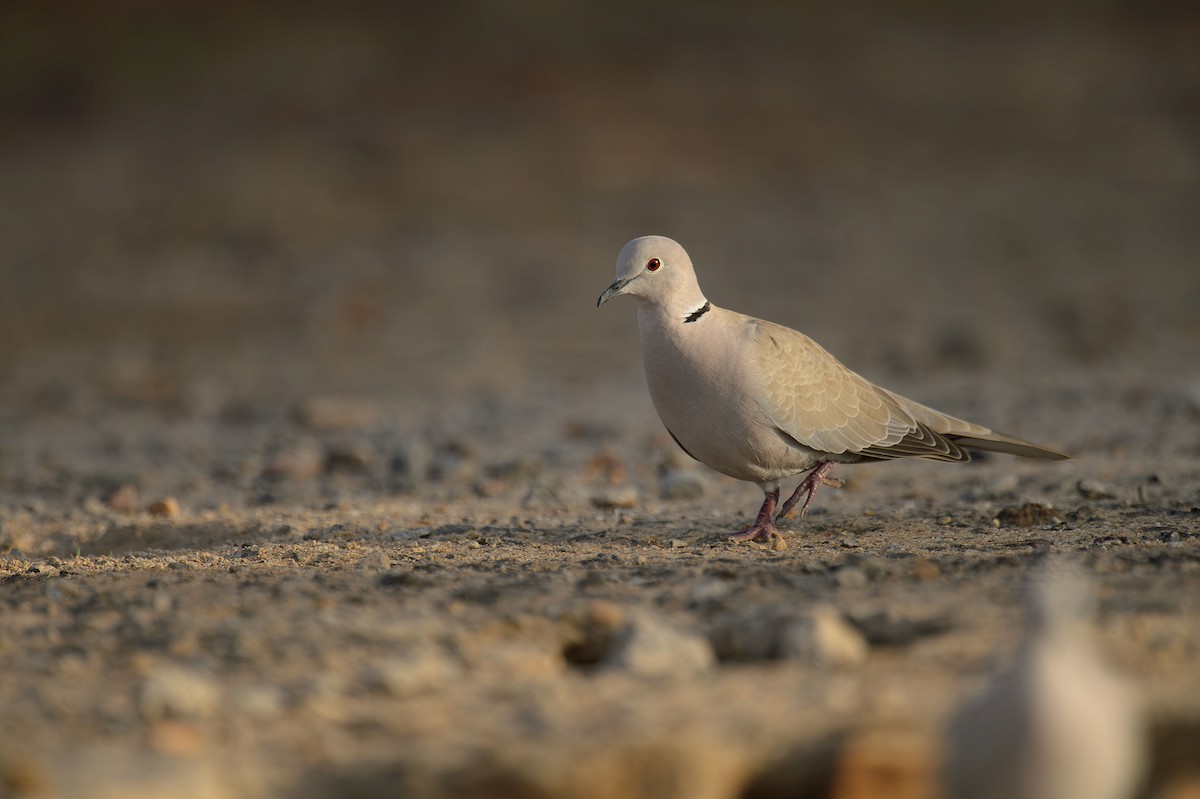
[1,3,1199,798]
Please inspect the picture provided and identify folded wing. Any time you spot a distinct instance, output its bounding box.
[751,319,1068,463]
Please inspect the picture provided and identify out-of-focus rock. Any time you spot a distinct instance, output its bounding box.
[591,486,638,509]
[564,419,618,441]
[295,397,378,432]
[228,684,286,720]
[389,438,431,492]
[366,645,461,697]
[941,566,1144,799]
[710,612,780,661]
[912,558,941,581]
[483,457,541,482]
[466,641,565,680]
[603,613,715,677]
[563,600,628,666]
[146,497,180,518]
[835,567,869,590]
[147,720,204,756]
[832,727,938,799]
[428,441,475,482]
[1169,381,1200,418]
[987,474,1020,496]
[851,609,952,647]
[661,469,707,500]
[102,484,140,513]
[1077,479,1117,500]
[324,441,373,474]
[262,440,323,482]
[355,551,391,572]
[473,457,542,497]
[139,667,220,722]
[585,452,627,485]
[995,502,1064,528]
[780,605,869,666]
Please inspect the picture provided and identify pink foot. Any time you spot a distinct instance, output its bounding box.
[726,487,784,544]
[777,461,843,521]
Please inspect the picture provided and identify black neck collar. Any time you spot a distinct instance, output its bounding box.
[683,301,711,323]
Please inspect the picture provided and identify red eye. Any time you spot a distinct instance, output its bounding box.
[646,258,661,271]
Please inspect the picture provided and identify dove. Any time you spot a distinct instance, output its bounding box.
[941,566,1144,799]
[597,235,1068,544]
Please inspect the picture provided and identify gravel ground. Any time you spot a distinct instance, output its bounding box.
[2,3,1199,797]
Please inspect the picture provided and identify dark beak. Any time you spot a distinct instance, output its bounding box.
[597,277,631,308]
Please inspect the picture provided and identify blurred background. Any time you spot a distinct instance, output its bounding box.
[2,7,1199,796]
[1,0,1198,415]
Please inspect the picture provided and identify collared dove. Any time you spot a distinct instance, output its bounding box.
[941,567,1144,799]
[597,235,1068,544]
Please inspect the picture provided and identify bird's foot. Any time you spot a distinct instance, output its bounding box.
[725,486,787,548]
[777,461,842,521]
[726,520,785,547]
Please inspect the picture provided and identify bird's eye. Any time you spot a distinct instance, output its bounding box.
[646,258,661,272]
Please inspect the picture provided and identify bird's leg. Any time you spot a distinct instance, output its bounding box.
[727,486,783,543]
[777,461,843,521]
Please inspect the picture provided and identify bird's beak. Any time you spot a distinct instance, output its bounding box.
[597,277,631,308]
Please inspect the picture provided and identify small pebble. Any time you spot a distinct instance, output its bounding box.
[229,684,286,719]
[389,439,431,491]
[585,452,628,485]
[139,667,220,721]
[995,502,1063,528]
[660,470,707,500]
[356,551,392,572]
[988,474,1020,496]
[912,558,941,581]
[851,609,951,646]
[295,397,378,432]
[710,612,779,661]
[366,646,459,697]
[147,720,205,756]
[780,605,869,666]
[428,441,475,482]
[603,613,715,677]
[102,484,139,513]
[1077,479,1117,500]
[324,442,373,473]
[836,567,868,589]
[688,579,733,604]
[591,487,638,509]
[146,497,180,518]
[262,441,322,481]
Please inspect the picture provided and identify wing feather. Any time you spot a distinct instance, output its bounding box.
[749,318,1059,463]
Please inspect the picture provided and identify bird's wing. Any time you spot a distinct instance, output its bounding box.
[748,317,1069,461]
[749,319,969,462]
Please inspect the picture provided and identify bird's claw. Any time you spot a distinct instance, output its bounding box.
[726,523,783,544]
[777,461,842,520]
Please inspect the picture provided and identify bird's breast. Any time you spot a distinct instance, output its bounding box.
[636,310,818,483]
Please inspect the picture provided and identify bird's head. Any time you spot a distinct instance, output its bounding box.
[597,236,705,314]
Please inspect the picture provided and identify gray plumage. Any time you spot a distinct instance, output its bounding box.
[598,235,1068,542]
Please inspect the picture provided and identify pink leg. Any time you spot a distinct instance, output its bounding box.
[777,461,843,521]
[727,486,783,544]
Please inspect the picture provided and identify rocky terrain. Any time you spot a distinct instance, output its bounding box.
[1,3,1198,797]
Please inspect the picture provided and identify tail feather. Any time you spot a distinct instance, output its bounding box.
[888,391,1070,461]
[949,433,1070,461]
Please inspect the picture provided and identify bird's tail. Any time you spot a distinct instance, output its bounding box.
[948,432,1070,460]
[891,391,1070,460]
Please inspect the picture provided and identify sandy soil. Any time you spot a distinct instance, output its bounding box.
[1,4,1199,797]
